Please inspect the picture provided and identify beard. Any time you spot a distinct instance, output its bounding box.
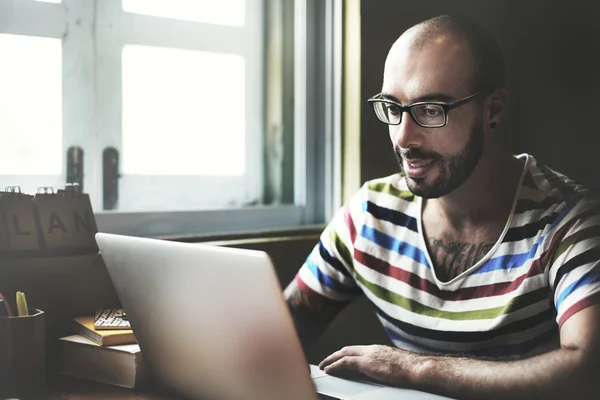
[394,118,485,199]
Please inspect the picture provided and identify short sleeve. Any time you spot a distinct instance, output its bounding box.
[547,193,600,328]
[294,186,366,303]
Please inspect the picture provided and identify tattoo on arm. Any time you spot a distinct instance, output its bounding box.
[284,279,347,353]
[427,238,494,282]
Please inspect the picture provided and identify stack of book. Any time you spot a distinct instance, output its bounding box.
[59,312,150,388]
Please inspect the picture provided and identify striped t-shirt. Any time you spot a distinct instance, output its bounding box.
[295,154,600,359]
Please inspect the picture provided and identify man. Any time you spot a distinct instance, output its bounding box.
[285,15,600,399]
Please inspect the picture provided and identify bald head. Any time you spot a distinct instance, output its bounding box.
[391,15,505,93]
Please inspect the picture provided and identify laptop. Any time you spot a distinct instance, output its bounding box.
[96,233,453,400]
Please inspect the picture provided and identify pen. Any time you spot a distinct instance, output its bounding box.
[0,293,14,317]
[16,291,29,317]
[0,299,8,317]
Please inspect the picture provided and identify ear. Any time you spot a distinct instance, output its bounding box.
[485,88,508,128]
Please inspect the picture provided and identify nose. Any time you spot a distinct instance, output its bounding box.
[389,111,424,149]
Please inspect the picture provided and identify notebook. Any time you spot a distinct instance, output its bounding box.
[73,316,136,346]
[59,334,149,388]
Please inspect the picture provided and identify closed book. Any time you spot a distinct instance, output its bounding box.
[73,316,136,346]
[59,334,150,389]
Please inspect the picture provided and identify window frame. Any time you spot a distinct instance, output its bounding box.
[0,0,343,238]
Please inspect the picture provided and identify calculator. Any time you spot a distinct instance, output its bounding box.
[94,308,131,330]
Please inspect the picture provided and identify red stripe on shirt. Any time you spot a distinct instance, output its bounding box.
[295,274,314,294]
[344,204,357,243]
[558,291,600,328]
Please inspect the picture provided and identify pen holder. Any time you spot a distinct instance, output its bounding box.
[0,309,45,397]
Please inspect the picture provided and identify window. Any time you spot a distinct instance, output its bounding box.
[0,0,342,237]
[96,0,265,213]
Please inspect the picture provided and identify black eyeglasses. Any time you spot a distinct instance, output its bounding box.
[367,92,481,128]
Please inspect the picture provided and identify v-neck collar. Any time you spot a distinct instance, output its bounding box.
[416,154,532,288]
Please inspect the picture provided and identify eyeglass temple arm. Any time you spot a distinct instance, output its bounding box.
[447,92,481,110]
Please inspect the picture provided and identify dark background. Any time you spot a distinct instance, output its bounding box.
[360,0,600,189]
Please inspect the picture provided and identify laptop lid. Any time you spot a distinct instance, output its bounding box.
[96,232,317,400]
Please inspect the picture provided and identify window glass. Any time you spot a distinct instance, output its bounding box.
[122,45,246,176]
[122,0,245,26]
[0,33,62,176]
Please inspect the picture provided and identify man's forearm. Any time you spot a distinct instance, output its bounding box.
[284,279,347,354]
[286,300,329,352]
[414,348,599,400]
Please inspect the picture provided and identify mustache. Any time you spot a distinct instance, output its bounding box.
[394,146,438,161]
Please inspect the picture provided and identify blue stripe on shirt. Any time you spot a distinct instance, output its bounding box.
[475,241,542,274]
[360,225,430,268]
[556,270,600,310]
[306,257,360,295]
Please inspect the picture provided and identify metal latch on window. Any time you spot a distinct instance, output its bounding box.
[103,147,120,210]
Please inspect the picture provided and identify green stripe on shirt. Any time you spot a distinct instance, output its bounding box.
[367,181,416,202]
[552,225,600,265]
[355,270,549,320]
[330,229,355,272]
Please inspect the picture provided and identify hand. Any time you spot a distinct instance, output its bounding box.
[318,345,419,386]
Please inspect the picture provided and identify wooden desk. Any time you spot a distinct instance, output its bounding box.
[24,375,184,400]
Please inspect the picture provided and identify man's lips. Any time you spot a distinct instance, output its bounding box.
[404,158,435,178]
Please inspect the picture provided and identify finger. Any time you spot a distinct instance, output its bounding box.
[323,356,364,378]
[318,346,364,369]
[318,351,346,370]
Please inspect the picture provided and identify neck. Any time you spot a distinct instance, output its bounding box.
[423,149,525,230]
